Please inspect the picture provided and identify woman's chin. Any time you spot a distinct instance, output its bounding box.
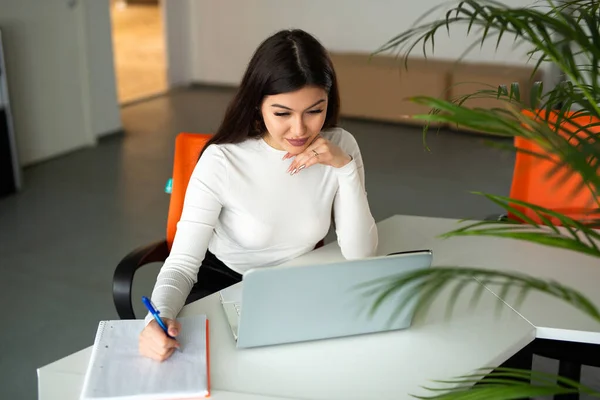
[288,148,309,156]
[280,143,306,155]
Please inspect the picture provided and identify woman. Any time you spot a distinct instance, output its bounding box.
[139,28,378,361]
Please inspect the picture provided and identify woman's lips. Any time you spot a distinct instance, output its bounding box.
[286,138,309,147]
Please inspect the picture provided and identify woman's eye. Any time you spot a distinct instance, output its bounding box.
[274,109,322,117]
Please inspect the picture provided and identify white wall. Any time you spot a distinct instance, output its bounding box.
[0,0,121,167]
[83,0,122,138]
[0,0,96,166]
[188,0,540,86]
[162,0,194,87]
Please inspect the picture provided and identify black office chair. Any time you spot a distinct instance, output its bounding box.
[113,133,213,319]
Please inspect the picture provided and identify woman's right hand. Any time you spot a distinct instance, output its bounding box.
[139,318,181,361]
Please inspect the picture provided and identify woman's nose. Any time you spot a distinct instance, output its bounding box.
[292,116,307,136]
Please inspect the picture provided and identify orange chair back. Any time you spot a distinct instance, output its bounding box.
[509,110,599,225]
[166,133,212,248]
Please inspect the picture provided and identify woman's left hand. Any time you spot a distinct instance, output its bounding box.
[284,136,352,175]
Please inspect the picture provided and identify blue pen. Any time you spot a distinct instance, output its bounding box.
[142,296,174,339]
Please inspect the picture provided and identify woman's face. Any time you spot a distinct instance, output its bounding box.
[260,85,328,155]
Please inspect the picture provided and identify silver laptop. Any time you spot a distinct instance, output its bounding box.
[219,250,433,348]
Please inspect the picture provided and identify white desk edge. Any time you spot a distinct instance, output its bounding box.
[37,213,600,399]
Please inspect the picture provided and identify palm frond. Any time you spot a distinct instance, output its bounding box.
[408,95,600,200]
[370,1,600,398]
[373,0,600,115]
[441,192,600,255]
[358,265,600,326]
[446,79,599,118]
[413,367,600,399]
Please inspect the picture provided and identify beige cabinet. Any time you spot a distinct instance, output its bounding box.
[331,52,542,134]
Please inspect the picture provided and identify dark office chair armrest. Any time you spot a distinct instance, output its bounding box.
[113,239,170,319]
[485,213,508,222]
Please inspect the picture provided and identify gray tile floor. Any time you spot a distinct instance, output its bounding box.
[0,87,597,399]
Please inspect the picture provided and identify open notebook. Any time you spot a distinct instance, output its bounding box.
[80,315,210,400]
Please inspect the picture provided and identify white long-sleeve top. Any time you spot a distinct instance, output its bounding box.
[147,127,378,323]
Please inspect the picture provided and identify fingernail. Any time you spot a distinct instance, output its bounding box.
[290,168,297,175]
[298,165,305,171]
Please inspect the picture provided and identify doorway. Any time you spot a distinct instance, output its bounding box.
[110,0,168,104]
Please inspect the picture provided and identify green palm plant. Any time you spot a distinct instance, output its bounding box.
[365,0,600,397]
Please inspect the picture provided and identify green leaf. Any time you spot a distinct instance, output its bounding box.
[529,81,543,108]
[374,2,600,397]
[375,0,600,117]
[407,94,600,201]
[412,367,600,399]
[451,229,599,256]
[445,192,600,246]
[509,82,520,102]
[358,266,600,325]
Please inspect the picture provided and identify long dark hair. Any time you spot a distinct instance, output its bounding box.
[200,29,340,158]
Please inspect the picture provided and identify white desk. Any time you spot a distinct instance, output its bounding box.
[376,215,600,344]
[36,348,297,400]
[38,213,599,399]
[38,279,534,399]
